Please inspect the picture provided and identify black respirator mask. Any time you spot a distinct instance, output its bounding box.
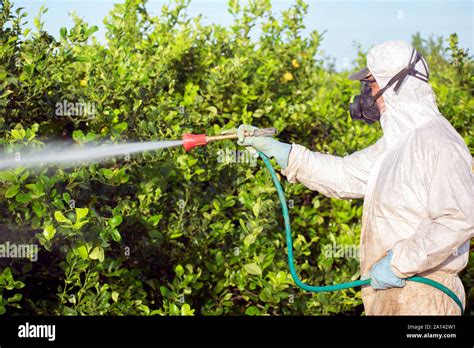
[349,49,429,124]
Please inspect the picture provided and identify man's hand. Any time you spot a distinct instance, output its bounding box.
[368,250,406,290]
[235,124,292,169]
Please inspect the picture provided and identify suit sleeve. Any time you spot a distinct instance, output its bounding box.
[281,139,383,199]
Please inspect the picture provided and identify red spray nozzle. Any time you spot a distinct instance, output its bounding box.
[182,128,278,152]
[182,133,207,152]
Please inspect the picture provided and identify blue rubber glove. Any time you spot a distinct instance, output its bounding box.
[237,125,292,169]
[369,250,406,290]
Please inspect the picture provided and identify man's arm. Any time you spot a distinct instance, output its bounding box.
[281,139,384,199]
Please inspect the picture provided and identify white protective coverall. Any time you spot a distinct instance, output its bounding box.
[281,40,474,315]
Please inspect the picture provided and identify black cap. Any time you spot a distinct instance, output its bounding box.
[348,67,370,80]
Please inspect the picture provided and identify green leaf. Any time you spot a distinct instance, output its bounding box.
[109,215,123,227]
[26,181,43,196]
[148,214,162,226]
[148,230,163,239]
[72,130,85,142]
[175,264,184,277]
[169,231,183,239]
[85,25,99,37]
[169,303,180,316]
[73,220,89,230]
[15,193,31,204]
[43,225,56,241]
[75,55,91,62]
[0,171,17,182]
[7,293,22,303]
[111,228,121,242]
[111,291,119,302]
[207,106,218,115]
[63,192,71,202]
[114,122,128,133]
[259,287,272,302]
[54,211,71,224]
[180,303,195,316]
[245,306,261,315]
[14,280,25,290]
[33,17,40,30]
[243,263,262,276]
[2,267,14,284]
[85,132,96,142]
[5,184,19,198]
[11,128,26,140]
[101,168,114,179]
[252,199,261,217]
[160,286,171,298]
[75,245,89,260]
[244,234,256,247]
[212,200,220,212]
[63,306,77,316]
[60,27,67,39]
[75,207,89,221]
[89,246,105,262]
[19,171,29,183]
[215,251,224,266]
[32,202,44,218]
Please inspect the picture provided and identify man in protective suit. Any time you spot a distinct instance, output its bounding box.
[236,40,473,315]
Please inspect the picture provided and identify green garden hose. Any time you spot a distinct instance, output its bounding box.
[258,151,464,315]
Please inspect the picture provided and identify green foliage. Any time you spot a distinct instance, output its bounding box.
[0,267,25,314]
[0,0,472,316]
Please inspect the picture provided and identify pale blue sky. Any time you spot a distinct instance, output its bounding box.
[14,0,474,71]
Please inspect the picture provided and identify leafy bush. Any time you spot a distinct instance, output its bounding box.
[0,0,472,315]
